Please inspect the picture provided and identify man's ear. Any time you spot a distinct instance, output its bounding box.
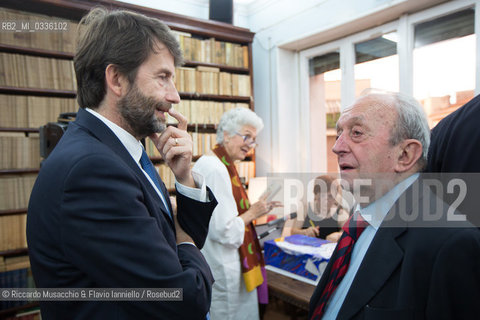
[105,64,128,97]
[394,139,423,173]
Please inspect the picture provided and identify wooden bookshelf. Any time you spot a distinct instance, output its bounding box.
[0,43,74,60]
[179,92,251,102]
[0,248,28,258]
[0,128,40,133]
[0,169,40,175]
[0,86,77,98]
[0,209,28,217]
[0,1,256,315]
[183,61,249,74]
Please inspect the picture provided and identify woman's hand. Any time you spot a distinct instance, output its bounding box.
[240,198,283,225]
[250,200,283,219]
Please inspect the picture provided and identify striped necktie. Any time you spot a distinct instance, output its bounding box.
[311,213,369,319]
[139,149,171,218]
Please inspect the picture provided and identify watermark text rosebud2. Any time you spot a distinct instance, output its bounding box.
[265,173,473,227]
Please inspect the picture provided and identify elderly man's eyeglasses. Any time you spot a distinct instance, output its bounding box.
[235,132,258,148]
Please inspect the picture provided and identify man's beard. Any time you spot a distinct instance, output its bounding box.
[117,84,170,139]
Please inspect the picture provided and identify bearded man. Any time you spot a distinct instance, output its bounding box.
[27,8,217,320]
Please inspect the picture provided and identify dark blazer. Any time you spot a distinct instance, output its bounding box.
[426,94,480,227]
[27,108,217,320]
[427,94,480,173]
[309,177,480,320]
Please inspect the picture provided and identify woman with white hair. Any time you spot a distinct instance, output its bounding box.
[193,107,281,320]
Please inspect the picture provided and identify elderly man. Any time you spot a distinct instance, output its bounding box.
[309,92,480,319]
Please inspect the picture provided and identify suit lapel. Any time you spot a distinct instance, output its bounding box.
[74,108,174,226]
[336,226,405,319]
[310,220,406,320]
[336,179,423,319]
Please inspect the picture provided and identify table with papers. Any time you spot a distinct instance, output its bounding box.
[264,235,337,311]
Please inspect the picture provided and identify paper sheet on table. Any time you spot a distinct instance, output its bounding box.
[275,241,337,260]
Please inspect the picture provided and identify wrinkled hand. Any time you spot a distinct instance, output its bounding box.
[149,108,195,187]
[303,226,320,238]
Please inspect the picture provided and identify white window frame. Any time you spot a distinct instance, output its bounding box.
[299,0,479,173]
[299,21,398,172]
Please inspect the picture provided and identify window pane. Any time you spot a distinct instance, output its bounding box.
[309,51,341,173]
[413,9,475,128]
[354,32,399,96]
[415,8,474,48]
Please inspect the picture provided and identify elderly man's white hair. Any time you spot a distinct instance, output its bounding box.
[216,107,264,144]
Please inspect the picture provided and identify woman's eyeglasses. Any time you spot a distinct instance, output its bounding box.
[235,132,258,148]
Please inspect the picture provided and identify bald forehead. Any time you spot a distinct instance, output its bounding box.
[344,94,396,119]
[353,94,396,112]
[337,94,398,132]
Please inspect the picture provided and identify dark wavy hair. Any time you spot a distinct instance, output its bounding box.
[74,7,183,109]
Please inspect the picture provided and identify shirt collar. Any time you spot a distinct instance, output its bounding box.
[358,173,419,230]
[85,108,143,164]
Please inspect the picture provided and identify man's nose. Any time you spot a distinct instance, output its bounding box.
[165,82,180,104]
[332,132,348,155]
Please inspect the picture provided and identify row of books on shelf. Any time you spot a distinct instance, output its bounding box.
[0,134,41,169]
[0,53,251,96]
[191,132,216,157]
[0,214,27,252]
[0,96,250,129]
[0,254,30,273]
[175,66,251,97]
[0,8,78,53]
[0,264,40,319]
[0,52,251,95]
[174,32,248,68]
[235,161,255,186]
[0,267,32,311]
[0,121,250,170]
[0,8,249,69]
[154,164,176,190]
[0,175,36,211]
[167,101,249,126]
[0,53,77,91]
[152,160,255,189]
[0,95,77,128]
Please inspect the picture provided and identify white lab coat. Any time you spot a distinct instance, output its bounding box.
[193,155,259,320]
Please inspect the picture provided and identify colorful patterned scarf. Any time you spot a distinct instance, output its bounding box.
[213,145,268,302]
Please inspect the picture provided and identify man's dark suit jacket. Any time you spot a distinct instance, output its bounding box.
[309,177,480,320]
[427,94,480,173]
[27,108,217,320]
[426,94,480,227]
